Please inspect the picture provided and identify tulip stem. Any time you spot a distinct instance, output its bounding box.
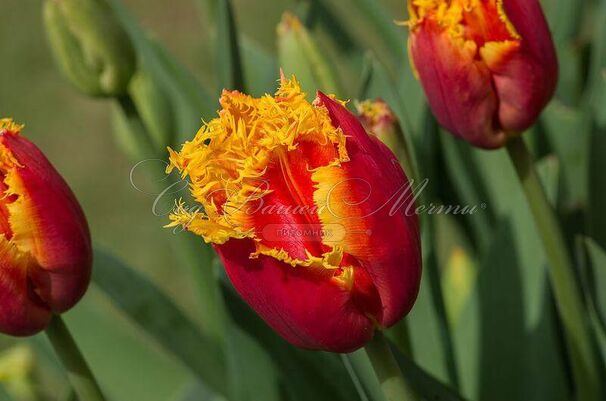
[364,332,420,401]
[506,136,600,401]
[45,315,107,401]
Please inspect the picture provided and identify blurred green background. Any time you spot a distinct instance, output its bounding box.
[1,0,605,400]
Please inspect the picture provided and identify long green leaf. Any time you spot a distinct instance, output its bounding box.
[577,237,606,369]
[342,352,387,401]
[313,0,405,75]
[201,0,244,91]
[582,238,606,335]
[541,101,590,209]
[92,248,228,398]
[106,0,216,145]
[389,341,467,401]
[105,0,228,356]
[451,151,570,401]
[587,0,606,247]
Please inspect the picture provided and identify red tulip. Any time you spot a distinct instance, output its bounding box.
[166,77,422,352]
[407,0,558,149]
[0,119,92,336]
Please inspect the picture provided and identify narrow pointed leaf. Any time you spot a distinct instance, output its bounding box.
[91,248,228,398]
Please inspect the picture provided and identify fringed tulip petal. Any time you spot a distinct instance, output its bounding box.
[0,119,92,336]
[167,77,422,352]
[407,0,558,148]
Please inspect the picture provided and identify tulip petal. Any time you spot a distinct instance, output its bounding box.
[0,238,51,336]
[0,132,92,313]
[409,19,507,149]
[480,40,546,132]
[481,0,558,132]
[315,94,422,326]
[217,239,375,352]
[501,0,559,69]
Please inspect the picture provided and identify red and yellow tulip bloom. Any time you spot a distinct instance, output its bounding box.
[0,119,92,336]
[167,77,421,352]
[407,0,558,149]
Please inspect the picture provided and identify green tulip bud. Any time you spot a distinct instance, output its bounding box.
[277,12,341,96]
[43,0,136,97]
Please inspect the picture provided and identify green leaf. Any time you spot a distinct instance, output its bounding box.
[438,134,495,252]
[449,148,569,401]
[389,341,467,401]
[541,0,585,103]
[111,96,160,162]
[407,223,459,389]
[42,296,188,401]
[588,123,606,248]
[224,327,281,401]
[106,0,216,145]
[358,54,424,182]
[92,248,229,398]
[541,101,590,209]
[172,380,221,401]
[313,0,406,75]
[342,352,387,401]
[581,238,606,336]
[105,0,228,351]
[587,1,606,247]
[201,0,244,91]
[576,237,606,370]
[587,0,606,128]
[241,38,278,97]
[127,69,175,151]
[433,214,479,328]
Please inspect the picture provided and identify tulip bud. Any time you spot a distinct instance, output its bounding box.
[166,77,421,352]
[44,0,136,97]
[357,99,417,181]
[277,12,341,96]
[406,0,558,149]
[356,99,403,155]
[0,119,92,337]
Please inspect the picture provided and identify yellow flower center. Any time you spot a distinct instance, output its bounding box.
[408,0,520,43]
[165,76,349,245]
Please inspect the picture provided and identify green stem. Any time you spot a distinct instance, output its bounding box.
[506,136,600,401]
[45,315,107,401]
[364,332,420,401]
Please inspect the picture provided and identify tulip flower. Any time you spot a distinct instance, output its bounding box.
[406,0,558,149]
[0,119,92,337]
[166,76,421,352]
[357,99,402,153]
